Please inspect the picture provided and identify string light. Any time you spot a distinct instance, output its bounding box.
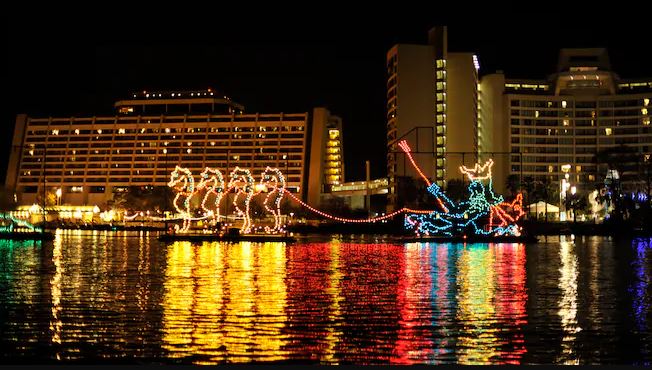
[0,213,40,233]
[404,158,523,237]
[197,167,225,222]
[398,139,431,186]
[227,167,255,234]
[168,166,195,232]
[260,167,286,233]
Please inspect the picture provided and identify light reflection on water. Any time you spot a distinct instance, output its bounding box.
[0,232,651,364]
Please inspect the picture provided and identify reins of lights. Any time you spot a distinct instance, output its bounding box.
[285,192,433,223]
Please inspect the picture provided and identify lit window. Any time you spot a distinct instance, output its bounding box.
[187,148,192,154]
[562,100,567,108]
[576,166,582,172]
[75,129,80,135]
[644,118,650,126]
[165,128,171,133]
[210,141,215,146]
[118,128,126,134]
[29,150,34,156]
[97,129,102,134]
[52,129,59,135]
[605,128,612,136]
[642,108,649,115]
[644,98,649,106]
[563,119,569,126]
[187,142,192,146]
[535,110,540,118]
[588,175,595,181]
[162,148,167,154]
[548,165,554,173]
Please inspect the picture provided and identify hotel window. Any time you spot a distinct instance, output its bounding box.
[605,128,612,136]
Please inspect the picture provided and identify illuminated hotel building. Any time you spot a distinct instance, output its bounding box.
[6,90,345,209]
[480,48,652,193]
[386,26,479,208]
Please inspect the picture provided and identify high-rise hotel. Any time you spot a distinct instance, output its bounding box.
[481,48,652,194]
[6,90,345,209]
[386,26,480,207]
[387,27,652,208]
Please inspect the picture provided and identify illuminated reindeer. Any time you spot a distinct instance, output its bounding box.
[227,167,256,233]
[197,167,225,221]
[259,166,287,233]
[168,166,196,232]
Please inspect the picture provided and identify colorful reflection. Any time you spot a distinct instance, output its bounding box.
[392,243,434,364]
[556,238,580,365]
[632,238,651,331]
[161,241,288,364]
[337,243,404,364]
[493,243,528,363]
[284,242,346,364]
[455,243,498,364]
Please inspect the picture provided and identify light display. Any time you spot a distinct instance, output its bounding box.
[227,167,256,234]
[0,213,40,233]
[399,143,523,237]
[168,166,196,232]
[160,139,523,237]
[197,167,225,220]
[260,167,286,233]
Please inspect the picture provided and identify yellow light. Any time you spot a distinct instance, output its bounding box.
[605,128,612,136]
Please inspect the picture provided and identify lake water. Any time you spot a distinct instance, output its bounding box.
[0,231,650,365]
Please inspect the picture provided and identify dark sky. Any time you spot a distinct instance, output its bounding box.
[4,11,651,183]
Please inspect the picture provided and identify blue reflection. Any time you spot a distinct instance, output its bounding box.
[632,238,651,332]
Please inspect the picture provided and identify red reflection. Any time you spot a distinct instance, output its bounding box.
[284,243,336,362]
[392,243,434,364]
[494,243,528,364]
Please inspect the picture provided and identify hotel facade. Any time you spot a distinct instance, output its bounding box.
[386,26,480,208]
[5,90,345,210]
[387,27,652,208]
[480,48,652,194]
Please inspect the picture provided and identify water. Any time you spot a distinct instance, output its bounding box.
[0,230,650,365]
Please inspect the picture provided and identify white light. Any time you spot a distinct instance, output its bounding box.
[571,186,577,195]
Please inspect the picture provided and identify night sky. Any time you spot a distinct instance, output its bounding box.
[5,11,651,184]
